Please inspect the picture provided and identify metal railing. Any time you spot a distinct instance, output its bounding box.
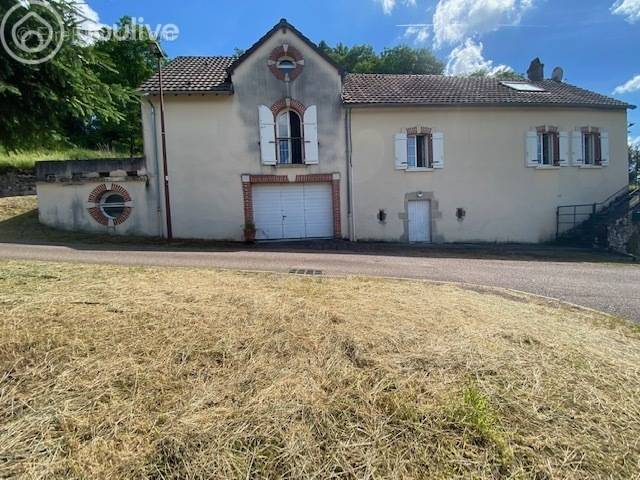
[276,137,304,165]
[556,185,637,239]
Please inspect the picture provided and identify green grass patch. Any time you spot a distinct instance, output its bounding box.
[450,385,513,465]
[0,147,132,172]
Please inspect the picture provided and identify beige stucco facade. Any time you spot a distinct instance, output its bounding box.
[37,179,159,236]
[35,20,631,244]
[349,106,629,243]
[140,27,348,241]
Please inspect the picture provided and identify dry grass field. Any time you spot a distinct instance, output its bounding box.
[1,260,639,479]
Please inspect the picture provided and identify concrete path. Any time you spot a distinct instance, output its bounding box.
[0,241,638,322]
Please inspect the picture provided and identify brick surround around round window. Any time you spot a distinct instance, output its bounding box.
[87,183,133,227]
[267,45,304,82]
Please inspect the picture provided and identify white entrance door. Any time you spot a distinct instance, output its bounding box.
[253,184,333,240]
[408,200,431,243]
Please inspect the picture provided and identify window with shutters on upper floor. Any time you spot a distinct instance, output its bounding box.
[526,127,569,168]
[257,103,319,166]
[395,128,444,171]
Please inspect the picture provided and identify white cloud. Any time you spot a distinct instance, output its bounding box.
[73,1,102,31]
[376,0,416,15]
[403,25,430,44]
[611,0,640,23]
[433,0,535,48]
[630,136,640,147]
[444,38,511,75]
[72,1,104,43]
[613,74,640,95]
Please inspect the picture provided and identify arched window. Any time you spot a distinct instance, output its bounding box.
[276,110,303,164]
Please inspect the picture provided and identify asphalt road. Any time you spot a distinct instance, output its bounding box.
[0,241,638,322]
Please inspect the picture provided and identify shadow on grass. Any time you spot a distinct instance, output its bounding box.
[0,205,635,264]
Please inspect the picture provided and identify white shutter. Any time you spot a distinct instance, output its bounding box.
[394,132,408,170]
[571,131,584,166]
[258,105,276,165]
[407,136,417,168]
[432,132,444,169]
[303,105,319,165]
[559,132,569,166]
[526,131,539,167]
[600,132,610,166]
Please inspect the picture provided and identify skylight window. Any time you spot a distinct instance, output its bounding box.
[500,81,547,92]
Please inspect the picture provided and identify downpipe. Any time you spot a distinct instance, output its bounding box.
[144,97,164,237]
[345,107,357,241]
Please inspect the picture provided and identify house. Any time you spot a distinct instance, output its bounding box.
[35,19,634,244]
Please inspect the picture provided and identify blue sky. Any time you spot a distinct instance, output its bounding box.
[85,0,640,141]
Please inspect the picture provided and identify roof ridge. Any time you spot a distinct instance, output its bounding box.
[346,73,444,77]
[173,55,236,59]
[227,18,342,76]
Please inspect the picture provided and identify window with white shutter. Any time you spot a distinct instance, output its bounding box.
[303,105,319,165]
[526,131,540,167]
[258,105,276,165]
[559,132,569,166]
[394,133,408,170]
[600,132,610,166]
[398,128,443,171]
[432,132,444,169]
[571,131,584,166]
[526,127,566,167]
[572,127,608,167]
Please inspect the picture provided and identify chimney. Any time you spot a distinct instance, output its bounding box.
[527,58,544,82]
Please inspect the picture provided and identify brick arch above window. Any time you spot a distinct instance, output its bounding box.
[270,98,307,116]
[406,126,433,135]
[536,125,559,133]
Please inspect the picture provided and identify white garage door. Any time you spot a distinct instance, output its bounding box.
[253,184,333,240]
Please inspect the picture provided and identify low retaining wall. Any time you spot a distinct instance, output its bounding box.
[607,212,640,256]
[0,169,36,198]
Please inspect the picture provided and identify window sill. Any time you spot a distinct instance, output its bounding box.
[579,165,604,169]
[406,167,435,172]
[274,163,309,168]
[535,165,561,170]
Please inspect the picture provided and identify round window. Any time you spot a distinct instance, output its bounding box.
[100,192,126,219]
[276,57,296,73]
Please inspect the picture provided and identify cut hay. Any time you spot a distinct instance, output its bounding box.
[1,260,639,479]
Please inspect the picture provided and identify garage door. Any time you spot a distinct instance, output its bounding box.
[253,184,333,240]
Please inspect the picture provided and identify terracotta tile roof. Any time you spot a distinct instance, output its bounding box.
[342,74,633,110]
[139,57,633,110]
[139,56,234,94]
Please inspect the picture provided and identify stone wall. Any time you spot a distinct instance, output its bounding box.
[0,169,36,198]
[607,212,640,256]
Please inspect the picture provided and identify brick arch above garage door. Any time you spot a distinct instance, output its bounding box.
[241,174,341,240]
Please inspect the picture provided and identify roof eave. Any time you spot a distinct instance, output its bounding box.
[342,101,633,110]
[140,88,234,97]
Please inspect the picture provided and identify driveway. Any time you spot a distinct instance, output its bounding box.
[0,241,638,322]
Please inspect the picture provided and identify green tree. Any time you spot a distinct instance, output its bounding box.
[629,142,640,186]
[88,17,158,154]
[0,0,129,151]
[318,41,444,75]
[378,45,444,74]
[468,69,526,80]
[318,41,379,73]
